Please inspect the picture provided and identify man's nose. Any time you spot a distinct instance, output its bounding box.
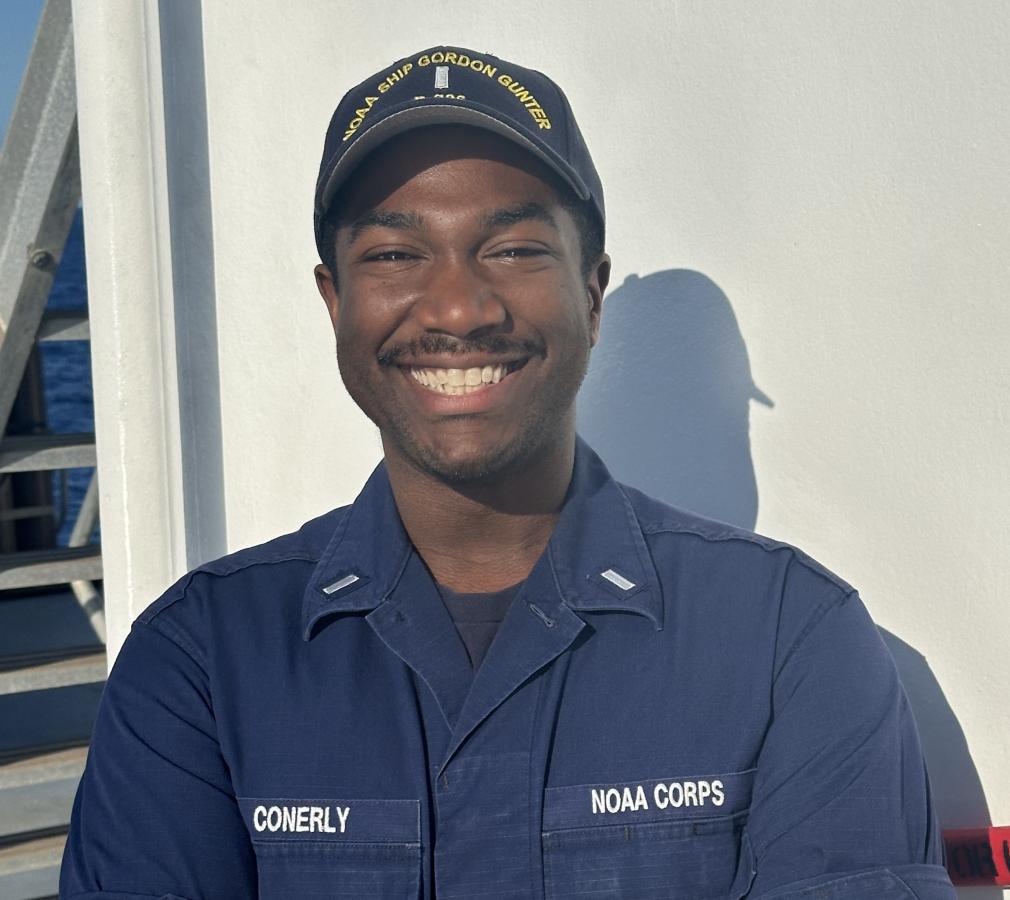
[413,256,508,337]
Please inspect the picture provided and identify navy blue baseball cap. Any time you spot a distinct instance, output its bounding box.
[314,46,604,257]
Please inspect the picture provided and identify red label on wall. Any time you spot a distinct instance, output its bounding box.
[943,827,1010,886]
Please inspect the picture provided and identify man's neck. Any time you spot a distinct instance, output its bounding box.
[384,437,575,593]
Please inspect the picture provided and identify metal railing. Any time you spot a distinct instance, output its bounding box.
[0,1,106,895]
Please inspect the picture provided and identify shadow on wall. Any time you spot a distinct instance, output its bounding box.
[882,631,1001,898]
[579,269,995,895]
[579,269,771,531]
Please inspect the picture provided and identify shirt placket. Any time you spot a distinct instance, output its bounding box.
[369,549,586,898]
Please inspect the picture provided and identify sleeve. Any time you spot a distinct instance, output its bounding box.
[742,587,956,899]
[60,620,257,899]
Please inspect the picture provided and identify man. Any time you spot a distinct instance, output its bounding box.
[62,46,955,898]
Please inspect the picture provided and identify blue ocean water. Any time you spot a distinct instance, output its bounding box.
[37,208,95,545]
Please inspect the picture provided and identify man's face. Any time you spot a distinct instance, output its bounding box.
[315,126,609,484]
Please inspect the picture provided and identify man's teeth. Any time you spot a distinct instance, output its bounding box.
[409,364,510,395]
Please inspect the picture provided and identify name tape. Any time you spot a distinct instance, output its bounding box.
[543,769,756,832]
[238,797,419,843]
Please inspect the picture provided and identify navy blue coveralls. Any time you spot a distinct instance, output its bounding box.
[61,441,955,898]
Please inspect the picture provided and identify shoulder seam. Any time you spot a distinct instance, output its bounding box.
[642,521,782,546]
[196,551,319,580]
[640,523,852,595]
[138,552,318,625]
[133,616,205,674]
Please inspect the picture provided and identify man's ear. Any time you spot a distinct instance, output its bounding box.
[587,253,611,347]
[314,263,340,330]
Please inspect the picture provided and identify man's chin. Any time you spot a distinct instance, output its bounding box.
[417,446,518,485]
[395,433,532,486]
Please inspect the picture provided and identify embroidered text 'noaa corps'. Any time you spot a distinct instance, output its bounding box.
[542,770,756,831]
[591,779,724,815]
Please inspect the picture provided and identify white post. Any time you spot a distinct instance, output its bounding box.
[71,0,190,660]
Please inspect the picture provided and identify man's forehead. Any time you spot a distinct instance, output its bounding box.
[343,202,561,243]
[334,125,570,225]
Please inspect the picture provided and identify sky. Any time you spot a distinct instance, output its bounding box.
[0,1,45,147]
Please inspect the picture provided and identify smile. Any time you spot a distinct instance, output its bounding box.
[408,360,526,395]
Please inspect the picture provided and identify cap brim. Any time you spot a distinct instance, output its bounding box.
[316,103,591,218]
[750,383,774,408]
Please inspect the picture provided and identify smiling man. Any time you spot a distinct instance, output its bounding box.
[62,47,955,899]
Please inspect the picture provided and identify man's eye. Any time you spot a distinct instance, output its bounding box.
[365,249,415,262]
[495,246,547,259]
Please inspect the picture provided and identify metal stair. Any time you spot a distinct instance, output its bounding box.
[0,546,103,593]
[0,834,66,900]
[0,593,105,900]
[0,648,107,697]
[0,747,90,838]
[0,2,106,896]
[0,433,96,474]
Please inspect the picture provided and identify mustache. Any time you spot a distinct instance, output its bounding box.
[377,333,545,367]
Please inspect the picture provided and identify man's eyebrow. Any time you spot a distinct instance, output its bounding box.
[481,202,558,231]
[347,210,424,243]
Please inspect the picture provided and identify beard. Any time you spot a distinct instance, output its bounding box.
[379,402,570,485]
[337,334,590,487]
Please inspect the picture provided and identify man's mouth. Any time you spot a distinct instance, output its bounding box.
[407,360,527,395]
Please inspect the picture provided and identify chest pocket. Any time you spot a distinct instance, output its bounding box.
[541,771,756,900]
[238,797,421,899]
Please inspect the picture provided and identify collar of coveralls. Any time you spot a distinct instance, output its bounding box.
[301,437,663,639]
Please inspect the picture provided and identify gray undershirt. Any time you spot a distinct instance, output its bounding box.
[438,582,522,670]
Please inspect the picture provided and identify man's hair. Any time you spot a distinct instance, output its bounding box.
[318,189,604,289]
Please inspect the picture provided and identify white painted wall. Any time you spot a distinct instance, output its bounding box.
[75,0,1009,890]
